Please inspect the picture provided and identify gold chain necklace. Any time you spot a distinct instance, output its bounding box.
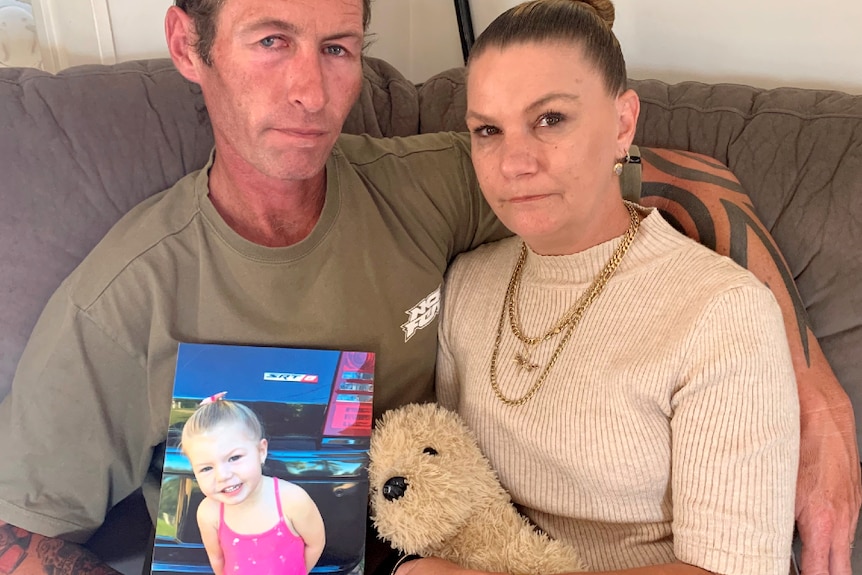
[490,201,641,406]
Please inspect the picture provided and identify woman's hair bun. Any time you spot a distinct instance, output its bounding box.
[572,0,615,29]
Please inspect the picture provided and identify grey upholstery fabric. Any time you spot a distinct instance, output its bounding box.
[0,59,211,401]
[343,56,420,137]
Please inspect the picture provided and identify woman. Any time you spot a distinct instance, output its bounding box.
[409,1,799,574]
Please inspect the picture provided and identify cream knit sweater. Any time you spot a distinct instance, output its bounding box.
[437,208,799,575]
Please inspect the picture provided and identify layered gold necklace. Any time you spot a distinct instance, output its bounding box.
[490,201,641,406]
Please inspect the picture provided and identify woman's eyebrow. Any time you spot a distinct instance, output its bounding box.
[464,109,494,125]
[465,93,580,125]
[525,92,580,113]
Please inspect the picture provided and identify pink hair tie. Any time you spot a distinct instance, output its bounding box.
[199,391,227,406]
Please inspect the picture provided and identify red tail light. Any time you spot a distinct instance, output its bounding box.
[322,351,375,440]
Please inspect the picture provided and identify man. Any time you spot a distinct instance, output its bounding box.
[0,0,857,574]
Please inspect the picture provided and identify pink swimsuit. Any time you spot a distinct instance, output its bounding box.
[218,477,307,575]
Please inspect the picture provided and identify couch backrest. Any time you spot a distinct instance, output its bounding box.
[0,59,207,400]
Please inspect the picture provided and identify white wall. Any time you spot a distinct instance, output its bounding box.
[612,0,862,93]
[30,0,114,70]
[31,0,862,95]
[373,0,862,94]
[107,0,172,61]
[365,0,464,84]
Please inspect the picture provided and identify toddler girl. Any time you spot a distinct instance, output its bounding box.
[181,393,326,575]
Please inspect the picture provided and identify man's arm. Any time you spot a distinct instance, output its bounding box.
[0,521,119,575]
[638,147,862,575]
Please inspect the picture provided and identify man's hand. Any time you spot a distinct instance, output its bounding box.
[796,389,862,575]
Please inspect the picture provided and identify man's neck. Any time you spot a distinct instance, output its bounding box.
[207,156,327,248]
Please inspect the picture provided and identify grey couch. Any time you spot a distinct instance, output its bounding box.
[1,56,860,572]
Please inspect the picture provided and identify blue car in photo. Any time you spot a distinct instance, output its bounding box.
[151,343,374,575]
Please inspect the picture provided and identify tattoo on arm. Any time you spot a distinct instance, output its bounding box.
[639,147,813,366]
[721,199,811,364]
[0,523,31,574]
[0,522,117,575]
[36,538,117,575]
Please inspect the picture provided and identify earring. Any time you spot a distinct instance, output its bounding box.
[613,151,630,176]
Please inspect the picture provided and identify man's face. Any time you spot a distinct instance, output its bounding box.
[192,0,365,183]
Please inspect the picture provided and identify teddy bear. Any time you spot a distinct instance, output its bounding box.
[368,402,587,574]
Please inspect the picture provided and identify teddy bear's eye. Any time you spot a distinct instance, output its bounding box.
[423,447,439,456]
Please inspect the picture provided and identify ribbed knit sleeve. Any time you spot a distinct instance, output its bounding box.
[671,284,799,575]
[436,284,460,412]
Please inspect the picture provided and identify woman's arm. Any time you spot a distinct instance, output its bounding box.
[196,499,224,575]
[669,284,798,574]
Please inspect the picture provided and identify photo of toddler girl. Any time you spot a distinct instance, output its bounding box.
[180,392,326,575]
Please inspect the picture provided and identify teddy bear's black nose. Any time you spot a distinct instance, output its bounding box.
[382,476,408,501]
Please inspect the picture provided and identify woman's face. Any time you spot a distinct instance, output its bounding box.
[466,40,638,255]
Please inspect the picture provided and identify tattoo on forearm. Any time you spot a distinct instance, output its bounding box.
[0,523,31,574]
[36,538,115,575]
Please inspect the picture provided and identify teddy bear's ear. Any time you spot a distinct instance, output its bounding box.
[422,447,439,456]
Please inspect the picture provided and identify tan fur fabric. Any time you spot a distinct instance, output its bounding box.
[369,403,587,574]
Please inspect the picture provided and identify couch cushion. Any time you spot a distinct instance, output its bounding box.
[343,56,419,137]
[0,59,212,401]
[418,66,468,134]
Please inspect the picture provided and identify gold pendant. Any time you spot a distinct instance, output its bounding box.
[513,352,540,371]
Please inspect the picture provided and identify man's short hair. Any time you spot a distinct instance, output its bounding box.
[175,0,372,65]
